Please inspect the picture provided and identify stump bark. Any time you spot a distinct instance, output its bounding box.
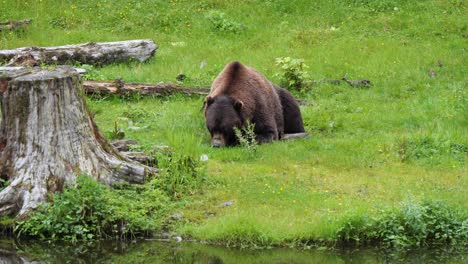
[0,66,156,218]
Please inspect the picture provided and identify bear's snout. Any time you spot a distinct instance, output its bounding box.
[211,133,225,148]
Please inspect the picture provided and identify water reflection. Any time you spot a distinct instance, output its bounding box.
[0,239,466,264]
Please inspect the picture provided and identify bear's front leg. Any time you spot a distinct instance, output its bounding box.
[252,119,279,144]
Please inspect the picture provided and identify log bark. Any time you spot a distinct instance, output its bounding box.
[0,19,32,31]
[0,39,157,66]
[83,80,210,96]
[0,66,156,218]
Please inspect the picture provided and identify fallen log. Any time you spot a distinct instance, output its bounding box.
[341,77,371,88]
[3,67,310,103]
[0,19,32,31]
[0,39,157,66]
[83,79,211,96]
[83,80,316,106]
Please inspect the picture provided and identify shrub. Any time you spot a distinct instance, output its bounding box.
[15,175,171,241]
[206,11,245,33]
[275,57,311,91]
[16,176,114,241]
[336,200,468,247]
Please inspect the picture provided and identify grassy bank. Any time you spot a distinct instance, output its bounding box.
[1,0,467,247]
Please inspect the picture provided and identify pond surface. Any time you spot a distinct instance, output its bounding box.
[0,239,466,263]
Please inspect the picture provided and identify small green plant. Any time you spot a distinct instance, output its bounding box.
[107,121,125,140]
[0,178,9,192]
[275,57,311,91]
[206,11,245,33]
[234,121,258,153]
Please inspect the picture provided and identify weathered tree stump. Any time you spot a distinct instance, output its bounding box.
[0,66,156,218]
[0,39,158,66]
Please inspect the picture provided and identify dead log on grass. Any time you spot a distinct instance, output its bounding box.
[1,39,157,66]
[0,66,157,218]
[0,19,32,31]
[83,80,211,96]
[83,80,315,106]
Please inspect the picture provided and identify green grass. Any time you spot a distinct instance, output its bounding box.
[1,0,467,247]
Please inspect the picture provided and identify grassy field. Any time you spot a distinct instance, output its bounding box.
[1,0,467,247]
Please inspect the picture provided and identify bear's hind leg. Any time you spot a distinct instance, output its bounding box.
[255,133,276,144]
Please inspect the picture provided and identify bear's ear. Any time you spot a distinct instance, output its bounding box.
[202,96,214,112]
[204,96,214,107]
[233,99,244,112]
[205,96,214,106]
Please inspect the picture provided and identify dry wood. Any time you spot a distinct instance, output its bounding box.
[83,80,210,96]
[1,39,157,66]
[121,152,157,167]
[341,77,371,88]
[83,80,313,106]
[0,19,32,31]
[0,66,156,218]
[111,139,139,152]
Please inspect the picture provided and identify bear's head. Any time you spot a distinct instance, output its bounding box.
[204,95,244,147]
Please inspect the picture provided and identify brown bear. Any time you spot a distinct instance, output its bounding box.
[203,61,304,147]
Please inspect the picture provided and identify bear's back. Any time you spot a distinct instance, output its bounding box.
[210,62,277,113]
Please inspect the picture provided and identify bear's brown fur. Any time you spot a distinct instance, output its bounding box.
[272,84,305,134]
[204,61,304,147]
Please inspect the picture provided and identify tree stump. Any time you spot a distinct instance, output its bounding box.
[0,66,156,218]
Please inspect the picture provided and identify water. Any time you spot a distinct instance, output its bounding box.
[0,239,466,263]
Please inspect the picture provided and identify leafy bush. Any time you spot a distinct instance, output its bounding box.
[275,57,311,91]
[337,200,468,247]
[15,175,171,241]
[206,11,245,33]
